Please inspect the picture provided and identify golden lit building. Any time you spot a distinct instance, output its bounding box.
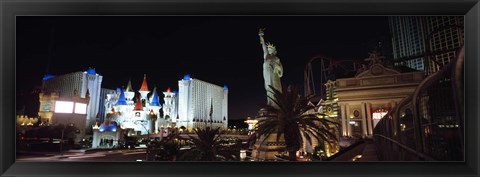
[305,88,341,158]
[244,116,258,131]
[333,62,424,138]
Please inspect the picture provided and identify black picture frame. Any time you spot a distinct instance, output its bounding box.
[1,0,479,176]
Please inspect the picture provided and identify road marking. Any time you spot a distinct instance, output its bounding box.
[67,154,106,159]
[122,151,146,155]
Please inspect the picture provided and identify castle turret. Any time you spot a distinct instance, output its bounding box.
[132,96,149,134]
[115,88,128,114]
[150,87,161,109]
[149,87,162,133]
[163,87,177,123]
[116,88,128,106]
[133,96,143,111]
[124,79,135,104]
[132,96,144,121]
[139,74,150,101]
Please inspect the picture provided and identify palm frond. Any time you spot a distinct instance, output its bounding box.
[255,85,340,160]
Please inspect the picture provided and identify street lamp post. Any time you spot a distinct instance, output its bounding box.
[60,128,64,156]
[135,120,149,139]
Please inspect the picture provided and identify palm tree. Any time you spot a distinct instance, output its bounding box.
[253,85,339,161]
[156,141,182,161]
[148,131,181,161]
[179,126,225,161]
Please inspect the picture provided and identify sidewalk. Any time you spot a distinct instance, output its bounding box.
[358,139,379,161]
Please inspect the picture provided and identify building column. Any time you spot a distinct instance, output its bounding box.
[366,103,373,135]
[345,104,351,136]
[361,102,368,137]
[340,103,347,136]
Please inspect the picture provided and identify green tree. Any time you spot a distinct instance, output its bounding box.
[253,85,339,161]
[179,126,234,161]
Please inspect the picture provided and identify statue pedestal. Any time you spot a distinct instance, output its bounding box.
[251,108,287,161]
[251,132,286,161]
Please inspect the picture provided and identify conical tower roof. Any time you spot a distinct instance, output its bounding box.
[133,96,143,111]
[116,88,127,105]
[150,87,161,107]
[139,74,149,91]
[125,79,133,92]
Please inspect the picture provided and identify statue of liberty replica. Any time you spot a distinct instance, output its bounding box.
[251,28,287,161]
[258,28,283,108]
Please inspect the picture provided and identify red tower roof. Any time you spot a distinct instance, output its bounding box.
[133,97,143,111]
[139,74,149,91]
[166,87,172,93]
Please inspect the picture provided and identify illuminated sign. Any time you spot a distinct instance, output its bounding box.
[54,101,74,113]
[74,103,87,114]
[372,112,388,120]
[372,109,388,128]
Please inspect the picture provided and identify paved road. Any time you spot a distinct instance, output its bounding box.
[17,149,148,162]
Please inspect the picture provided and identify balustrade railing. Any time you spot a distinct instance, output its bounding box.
[373,46,464,161]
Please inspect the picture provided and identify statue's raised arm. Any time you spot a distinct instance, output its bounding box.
[258,28,283,107]
[259,28,267,59]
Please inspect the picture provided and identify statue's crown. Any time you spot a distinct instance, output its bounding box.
[267,42,275,48]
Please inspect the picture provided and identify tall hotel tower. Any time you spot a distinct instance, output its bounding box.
[177,75,228,130]
[389,16,464,75]
[38,68,103,130]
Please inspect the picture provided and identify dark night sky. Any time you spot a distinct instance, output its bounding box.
[16,16,389,120]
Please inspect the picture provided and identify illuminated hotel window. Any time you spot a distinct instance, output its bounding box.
[74,103,87,114]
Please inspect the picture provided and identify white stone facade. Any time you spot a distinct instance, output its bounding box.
[177,76,228,130]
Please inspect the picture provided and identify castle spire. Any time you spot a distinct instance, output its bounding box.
[133,96,143,111]
[150,87,161,107]
[139,74,149,91]
[125,79,133,92]
[116,88,127,105]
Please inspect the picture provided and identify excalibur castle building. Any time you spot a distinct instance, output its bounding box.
[37,69,228,146]
[101,74,229,133]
